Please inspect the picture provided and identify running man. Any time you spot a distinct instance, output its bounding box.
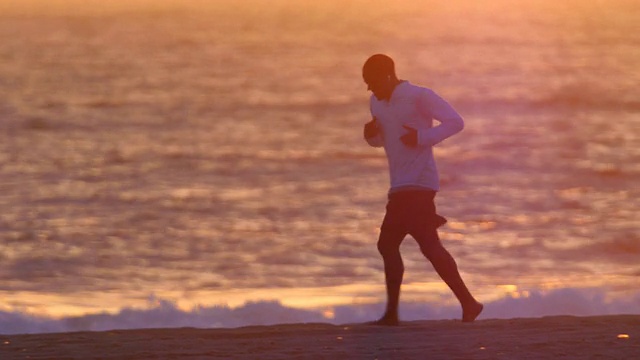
[362,54,483,325]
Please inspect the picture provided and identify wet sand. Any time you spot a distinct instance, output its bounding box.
[1,315,638,359]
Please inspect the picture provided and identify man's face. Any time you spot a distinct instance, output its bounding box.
[364,73,392,101]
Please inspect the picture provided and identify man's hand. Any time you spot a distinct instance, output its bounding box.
[364,117,379,139]
[400,125,418,147]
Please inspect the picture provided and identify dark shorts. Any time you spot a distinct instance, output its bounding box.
[380,190,446,246]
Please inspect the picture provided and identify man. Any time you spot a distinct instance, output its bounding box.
[362,54,483,325]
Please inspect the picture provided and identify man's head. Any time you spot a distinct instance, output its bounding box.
[362,54,398,101]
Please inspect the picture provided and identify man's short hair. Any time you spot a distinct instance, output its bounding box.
[363,54,396,80]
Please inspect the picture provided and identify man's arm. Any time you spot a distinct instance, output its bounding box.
[416,88,464,146]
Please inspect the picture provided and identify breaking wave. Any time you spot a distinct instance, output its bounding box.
[2,288,639,335]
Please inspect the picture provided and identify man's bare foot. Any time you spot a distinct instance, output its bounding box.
[368,314,399,326]
[462,301,483,323]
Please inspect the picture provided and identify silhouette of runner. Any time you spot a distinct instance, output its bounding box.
[362,54,483,325]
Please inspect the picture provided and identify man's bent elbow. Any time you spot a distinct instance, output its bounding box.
[454,117,464,133]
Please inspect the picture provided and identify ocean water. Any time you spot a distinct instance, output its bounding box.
[0,0,639,334]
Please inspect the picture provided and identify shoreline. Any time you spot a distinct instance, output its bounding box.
[1,315,638,359]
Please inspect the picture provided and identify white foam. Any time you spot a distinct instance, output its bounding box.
[1,288,638,335]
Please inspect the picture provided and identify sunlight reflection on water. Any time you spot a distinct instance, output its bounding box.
[0,0,638,323]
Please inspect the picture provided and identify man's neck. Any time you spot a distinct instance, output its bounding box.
[381,79,403,101]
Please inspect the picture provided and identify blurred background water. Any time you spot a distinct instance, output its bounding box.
[0,0,639,333]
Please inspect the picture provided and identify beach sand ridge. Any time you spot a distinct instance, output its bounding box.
[1,315,638,359]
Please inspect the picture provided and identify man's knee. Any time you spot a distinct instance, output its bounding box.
[377,231,403,257]
[377,239,399,257]
[418,237,445,260]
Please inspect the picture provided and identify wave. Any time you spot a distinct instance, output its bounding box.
[2,288,639,335]
[450,87,640,113]
[531,96,640,112]
[527,82,640,111]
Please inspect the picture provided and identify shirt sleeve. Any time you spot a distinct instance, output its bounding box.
[365,99,384,147]
[416,88,464,146]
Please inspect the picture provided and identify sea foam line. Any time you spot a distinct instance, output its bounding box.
[1,288,639,335]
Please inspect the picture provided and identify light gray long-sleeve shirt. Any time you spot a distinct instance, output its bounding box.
[365,81,464,192]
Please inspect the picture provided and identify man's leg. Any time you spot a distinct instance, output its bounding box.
[418,237,483,322]
[374,227,407,325]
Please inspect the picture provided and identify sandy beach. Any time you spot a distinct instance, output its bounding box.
[1,315,638,359]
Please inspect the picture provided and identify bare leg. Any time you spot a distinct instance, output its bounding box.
[372,228,406,325]
[419,239,483,322]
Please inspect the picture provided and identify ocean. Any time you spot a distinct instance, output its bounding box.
[0,0,639,334]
